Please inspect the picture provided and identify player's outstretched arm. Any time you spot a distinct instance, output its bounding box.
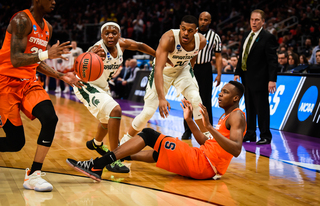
[155,32,173,118]
[200,103,245,157]
[119,38,156,57]
[180,99,208,145]
[37,62,83,88]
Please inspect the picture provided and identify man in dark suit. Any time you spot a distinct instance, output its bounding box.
[234,9,278,145]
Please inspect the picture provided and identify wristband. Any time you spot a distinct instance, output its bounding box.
[38,50,48,61]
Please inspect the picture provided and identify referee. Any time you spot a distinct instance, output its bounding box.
[182,11,222,139]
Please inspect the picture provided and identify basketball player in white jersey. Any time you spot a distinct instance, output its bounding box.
[73,22,156,173]
[120,15,212,144]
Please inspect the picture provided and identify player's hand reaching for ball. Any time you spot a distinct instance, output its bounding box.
[48,40,72,60]
[90,45,106,61]
[60,72,84,89]
[199,103,211,128]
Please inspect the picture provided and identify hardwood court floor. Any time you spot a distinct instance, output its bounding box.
[0,94,320,205]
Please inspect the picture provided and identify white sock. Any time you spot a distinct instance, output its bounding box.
[126,133,132,138]
[94,139,102,146]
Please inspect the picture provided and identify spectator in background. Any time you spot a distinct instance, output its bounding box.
[299,54,309,65]
[110,59,130,99]
[308,50,320,73]
[120,58,140,99]
[301,38,313,58]
[223,58,234,73]
[211,56,216,72]
[277,51,289,73]
[133,11,144,42]
[287,53,299,71]
[54,57,64,93]
[230,55,238,69]
[309,38,320,65]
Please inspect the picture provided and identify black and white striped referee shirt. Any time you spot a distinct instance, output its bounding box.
[196,29,222,64]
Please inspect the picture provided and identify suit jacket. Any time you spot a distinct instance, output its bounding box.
[235,29,278,91]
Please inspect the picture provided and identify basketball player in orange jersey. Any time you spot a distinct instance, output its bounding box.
[73,22,160,173]
[67,81,246,181]
[0,0,82,192]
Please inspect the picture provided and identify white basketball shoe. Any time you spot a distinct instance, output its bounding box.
[23,168,53,192]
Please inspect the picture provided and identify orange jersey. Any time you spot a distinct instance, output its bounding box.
[155,134,216,179]
[0,9,50,79]
[200,108,246,175]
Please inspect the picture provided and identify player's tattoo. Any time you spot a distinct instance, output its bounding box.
[37,62,64,79]
[11,16,40,67]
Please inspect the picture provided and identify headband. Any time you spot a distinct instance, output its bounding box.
[100,22,121,33]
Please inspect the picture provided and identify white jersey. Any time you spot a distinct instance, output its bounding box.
[88,39,123,89]
[64,47,83,69]
[156,29,200,77]
[44,58,57,71]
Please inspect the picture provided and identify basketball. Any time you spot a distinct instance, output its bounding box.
[74,52,104,82]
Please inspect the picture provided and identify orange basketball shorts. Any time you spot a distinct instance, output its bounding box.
[154,134,215,179]
[0,75,50,127]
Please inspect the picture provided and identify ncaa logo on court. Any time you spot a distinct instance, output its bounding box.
[140,76,148,87]
[297,86,318,121]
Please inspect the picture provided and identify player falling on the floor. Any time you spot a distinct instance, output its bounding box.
[0,0,82,192]
[67,81,246,180]
[73,22,156,173]
[119,15,212,145]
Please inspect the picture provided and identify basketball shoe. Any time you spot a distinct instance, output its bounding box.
[86,139,130,173]
[23,168,53,192]
[86,139,109,156]
[66,158,102,182]
[120,133,132,145]
[105,160,130,173]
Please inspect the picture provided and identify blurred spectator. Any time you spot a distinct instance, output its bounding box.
[287,53,299,70]
[132,11,144,41]
[119,59,140,99]
[308,50,320,73]
[277,51,289,73]
[211,56,216,72]
[309,38,320,65]
[299,54,309,65]
[266,22,275,34]
[230,55,238,68]
[300,38,313,58]
[111,58,131,98]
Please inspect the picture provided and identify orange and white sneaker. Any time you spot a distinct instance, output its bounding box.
[23,168,53,192]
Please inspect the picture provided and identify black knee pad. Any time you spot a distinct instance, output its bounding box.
[0,120,25,152]
[32,100,58,147]
[138,128,161,148]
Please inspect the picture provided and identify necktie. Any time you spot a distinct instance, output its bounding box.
[241,33,255,71]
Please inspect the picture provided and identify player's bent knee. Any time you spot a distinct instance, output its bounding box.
[110,105,122,117]
[132,107,157,131]
[3,124,25,152]
[138,128,161,148]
